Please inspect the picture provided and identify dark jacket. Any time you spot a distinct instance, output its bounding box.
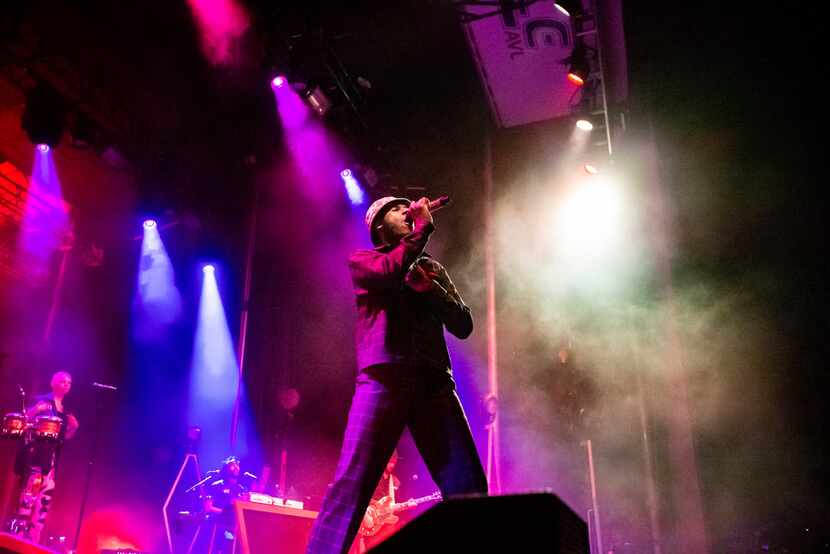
[348,221,473,373]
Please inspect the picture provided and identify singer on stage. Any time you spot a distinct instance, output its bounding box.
[305,196,487,554]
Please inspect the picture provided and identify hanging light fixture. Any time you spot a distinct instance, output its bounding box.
[566,44,590,86]
[21,82,66,149]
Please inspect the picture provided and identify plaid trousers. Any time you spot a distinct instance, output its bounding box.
[305,364,488,554]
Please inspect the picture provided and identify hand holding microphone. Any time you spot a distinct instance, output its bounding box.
[405,196,451,227]
[404,195,451,293]
[421,195,451,212]
[406,197,433,227]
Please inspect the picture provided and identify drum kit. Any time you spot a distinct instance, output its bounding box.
[1,409,64,541]
[1,412,63,443]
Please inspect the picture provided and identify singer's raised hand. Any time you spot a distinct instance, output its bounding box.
[407,197,433,227]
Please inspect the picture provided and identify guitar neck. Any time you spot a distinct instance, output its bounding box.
[393,493,441,513]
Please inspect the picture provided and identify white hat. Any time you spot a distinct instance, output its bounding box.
[364,196,410,245]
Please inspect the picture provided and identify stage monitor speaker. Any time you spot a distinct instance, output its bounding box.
[233,500,318,554]
[369,492,588,554]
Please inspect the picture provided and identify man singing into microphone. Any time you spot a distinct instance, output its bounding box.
[305,197,487,554]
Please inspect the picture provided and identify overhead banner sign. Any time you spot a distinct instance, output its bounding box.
[461,2,579,128]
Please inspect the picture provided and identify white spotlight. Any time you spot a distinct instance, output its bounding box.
[576,119,593,131]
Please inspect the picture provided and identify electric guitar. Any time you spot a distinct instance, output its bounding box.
[358,491,441,537]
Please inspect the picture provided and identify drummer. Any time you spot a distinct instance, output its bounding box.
[26,371,79,441]
[7,370,79,543]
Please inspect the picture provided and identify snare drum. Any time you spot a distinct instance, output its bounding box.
[32,415,63,441]
[1,412,27,438]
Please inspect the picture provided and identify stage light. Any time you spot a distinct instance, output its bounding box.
[271,74,311,130]
[554,1,583,17]
[271,75,287,88]
[576,119,593,131]
[567,45,589,86]
[340,168,365,205]
[567,74,584,86]
[305,85,332,116]
[19,134,69,279]
[134,214,182,339]
[190,256,256,467]
[584,164,599,175]
[555,175,625,260]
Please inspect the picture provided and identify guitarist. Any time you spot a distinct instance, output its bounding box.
[374,450,401,508]
[354,451,441,553]
[354,451,415,553]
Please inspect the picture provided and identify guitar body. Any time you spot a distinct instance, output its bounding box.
[360,496,399,537]
[359,492,441,538]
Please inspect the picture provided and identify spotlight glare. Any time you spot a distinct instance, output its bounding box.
[555,176,625,258]
[567,73,585,86]
[143,219,157,229]
[584,164,599,175]
[567,45,589,87]
[271,75,287,88]
[340,169,365,206]
[576,119,593,131]
[202,264,215,274]
[36,143,50,153]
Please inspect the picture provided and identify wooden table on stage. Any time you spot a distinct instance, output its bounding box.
[232,499,318,554]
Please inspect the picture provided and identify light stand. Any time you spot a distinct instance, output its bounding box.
[162,427,203,554]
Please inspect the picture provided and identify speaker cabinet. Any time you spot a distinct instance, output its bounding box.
[233,501,317,554]
[369,493,588,553]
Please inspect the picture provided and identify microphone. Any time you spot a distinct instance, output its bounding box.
[427,195,451,212]
[406,196,451,220]
[242,471,258,479]
[92,382,117,391]
[17,384,25,397]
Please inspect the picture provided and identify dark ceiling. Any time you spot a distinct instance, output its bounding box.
[0,0,487,203]
[0,0,496,284]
